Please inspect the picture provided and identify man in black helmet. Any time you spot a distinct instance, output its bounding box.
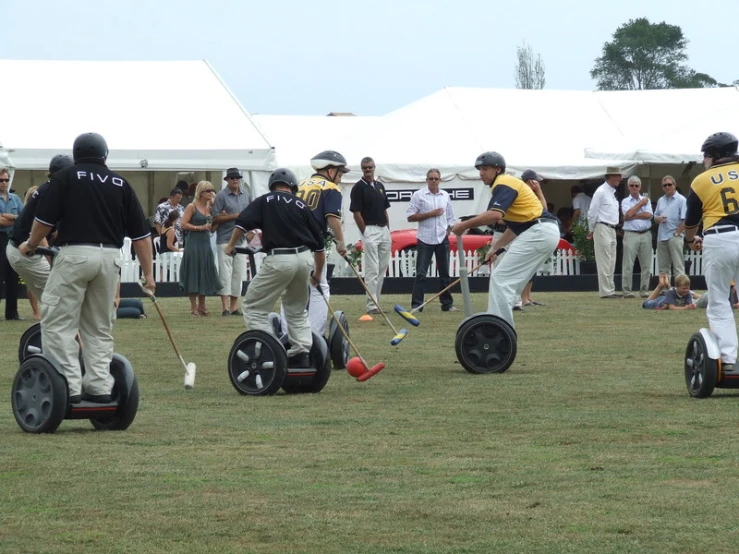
[450,152,559,328]
[7,155,74,309]
[224,168,325,367]
[20,132,154,404]
[685,132,739,374]
[296,150,350,335]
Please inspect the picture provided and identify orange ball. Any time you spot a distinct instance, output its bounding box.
[346,357,366,378]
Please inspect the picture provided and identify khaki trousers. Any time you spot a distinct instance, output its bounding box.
[621,231,653,295]
[657,236,685,278]
[593,224,617,297]
[41,245,121,397]
[6,243,50,299]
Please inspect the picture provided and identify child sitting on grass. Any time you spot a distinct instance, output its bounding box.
[642,273,700,310]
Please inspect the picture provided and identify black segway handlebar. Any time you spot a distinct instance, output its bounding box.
[233,246,261,256]
[30,246,60,258]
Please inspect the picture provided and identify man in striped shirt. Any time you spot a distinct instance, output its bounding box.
[406,168,459,312]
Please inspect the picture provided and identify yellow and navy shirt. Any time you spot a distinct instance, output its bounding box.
[487,174,553,235]
[296,174,343,234]
[685,159,739,231]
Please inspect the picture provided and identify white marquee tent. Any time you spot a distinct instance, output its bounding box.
[0,59,277,205]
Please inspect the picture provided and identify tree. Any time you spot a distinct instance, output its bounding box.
[514,41,546,90]
[591,18,716,90]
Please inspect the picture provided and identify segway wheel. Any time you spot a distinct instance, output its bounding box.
[228,330,287,395]
[18,323,43,363]
[282,331,332,394]
[329,310,350,370]
[89,355,140,431]
[11,355,68,434]
[685,332,718,398]
[455,314,517,374]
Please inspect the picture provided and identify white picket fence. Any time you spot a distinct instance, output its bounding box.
[119,238,705,283]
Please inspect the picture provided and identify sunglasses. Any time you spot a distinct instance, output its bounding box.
[227,177,241,180]
[427,177,440,181]
[203,189,215,193]
[0,178,9,183]
[628,184,640,188]
[662,183,675,188]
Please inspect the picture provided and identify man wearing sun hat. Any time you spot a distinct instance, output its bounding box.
[587,167,622,298]
[213,167,251,316]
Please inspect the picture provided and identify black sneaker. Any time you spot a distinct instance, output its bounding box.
[287,352,310,368]
[81,393,112,403]
[69,395,82,404]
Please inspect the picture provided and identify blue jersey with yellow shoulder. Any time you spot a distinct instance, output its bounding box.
[685,159,739,232]
[487,174,553,234]
[296,174,343,233]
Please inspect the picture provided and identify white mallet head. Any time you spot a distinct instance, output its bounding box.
[184,362,197,390]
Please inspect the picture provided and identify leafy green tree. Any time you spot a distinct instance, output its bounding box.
[514,41,546,90]
[591,18,716,90]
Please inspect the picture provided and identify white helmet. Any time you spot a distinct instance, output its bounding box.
[310,150,350,173]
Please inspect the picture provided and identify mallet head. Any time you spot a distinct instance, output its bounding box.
[357,363,385,382]
[390,328,408,346]
[184,363,196,390]
[394,305,420,327]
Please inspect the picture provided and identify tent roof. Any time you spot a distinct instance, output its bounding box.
[0,59,275,171]
[338,87,635,181]
[585,86,739,163]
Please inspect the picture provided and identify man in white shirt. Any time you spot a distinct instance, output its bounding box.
[587,167,622,298]
[406,168,458,312]
[620,176,653,298]
[571,184,591,226]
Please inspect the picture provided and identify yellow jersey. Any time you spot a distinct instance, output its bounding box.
[686,160,739,231]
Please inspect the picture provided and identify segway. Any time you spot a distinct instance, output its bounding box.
[227,324,330,395]
[684,328,739,398]
[453,235,518,374]
[10,246,140,433]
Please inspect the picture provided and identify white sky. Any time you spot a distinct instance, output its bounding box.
[3,0,738,116]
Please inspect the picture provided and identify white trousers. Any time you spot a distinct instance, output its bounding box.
[216,243,247,297]
[488,221,559,328]
[703,231,739,365]
[361,225,391,312]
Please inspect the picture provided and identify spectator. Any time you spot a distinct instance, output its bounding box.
[179,181,221,316]
[621,176,653,298]
[350,156,391,315]
[154,187,185,243]
[587,167,622,299]
[654,175,687,284]
[213,167,250,316]
[642,274,698,310]
[406,168,458,312]
[0,166,24,320]
[520,169,549,307]
[158,210,183,281]
[571,184,591,226]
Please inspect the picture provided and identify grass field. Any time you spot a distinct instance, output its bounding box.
[3,290,739,554]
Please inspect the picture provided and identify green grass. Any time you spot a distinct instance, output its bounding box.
[3,291,739,553]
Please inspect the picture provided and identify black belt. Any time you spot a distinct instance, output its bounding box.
[59,242,118,248]
[597,222,618,230]
[367,223,387,227]
[704,226,739,235]
[625,229,650,234]
[267,246,309,255]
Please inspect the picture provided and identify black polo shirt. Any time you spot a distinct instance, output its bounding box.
[235,190,324,253]
[9,181,50,244]
[349,178,390,226]
[34,162,150,248]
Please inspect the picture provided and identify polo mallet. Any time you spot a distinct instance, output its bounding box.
[394,248,505,326]
[139,283,197,389]
[312,279,384,381]
[341,255,407,345]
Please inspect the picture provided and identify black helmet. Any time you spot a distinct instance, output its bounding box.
[48,154,74,175]
[475,151,506,172]
[701,132,738,158]
[269,168,299,194]
[310,150,350,173]
[73,132,109,163]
